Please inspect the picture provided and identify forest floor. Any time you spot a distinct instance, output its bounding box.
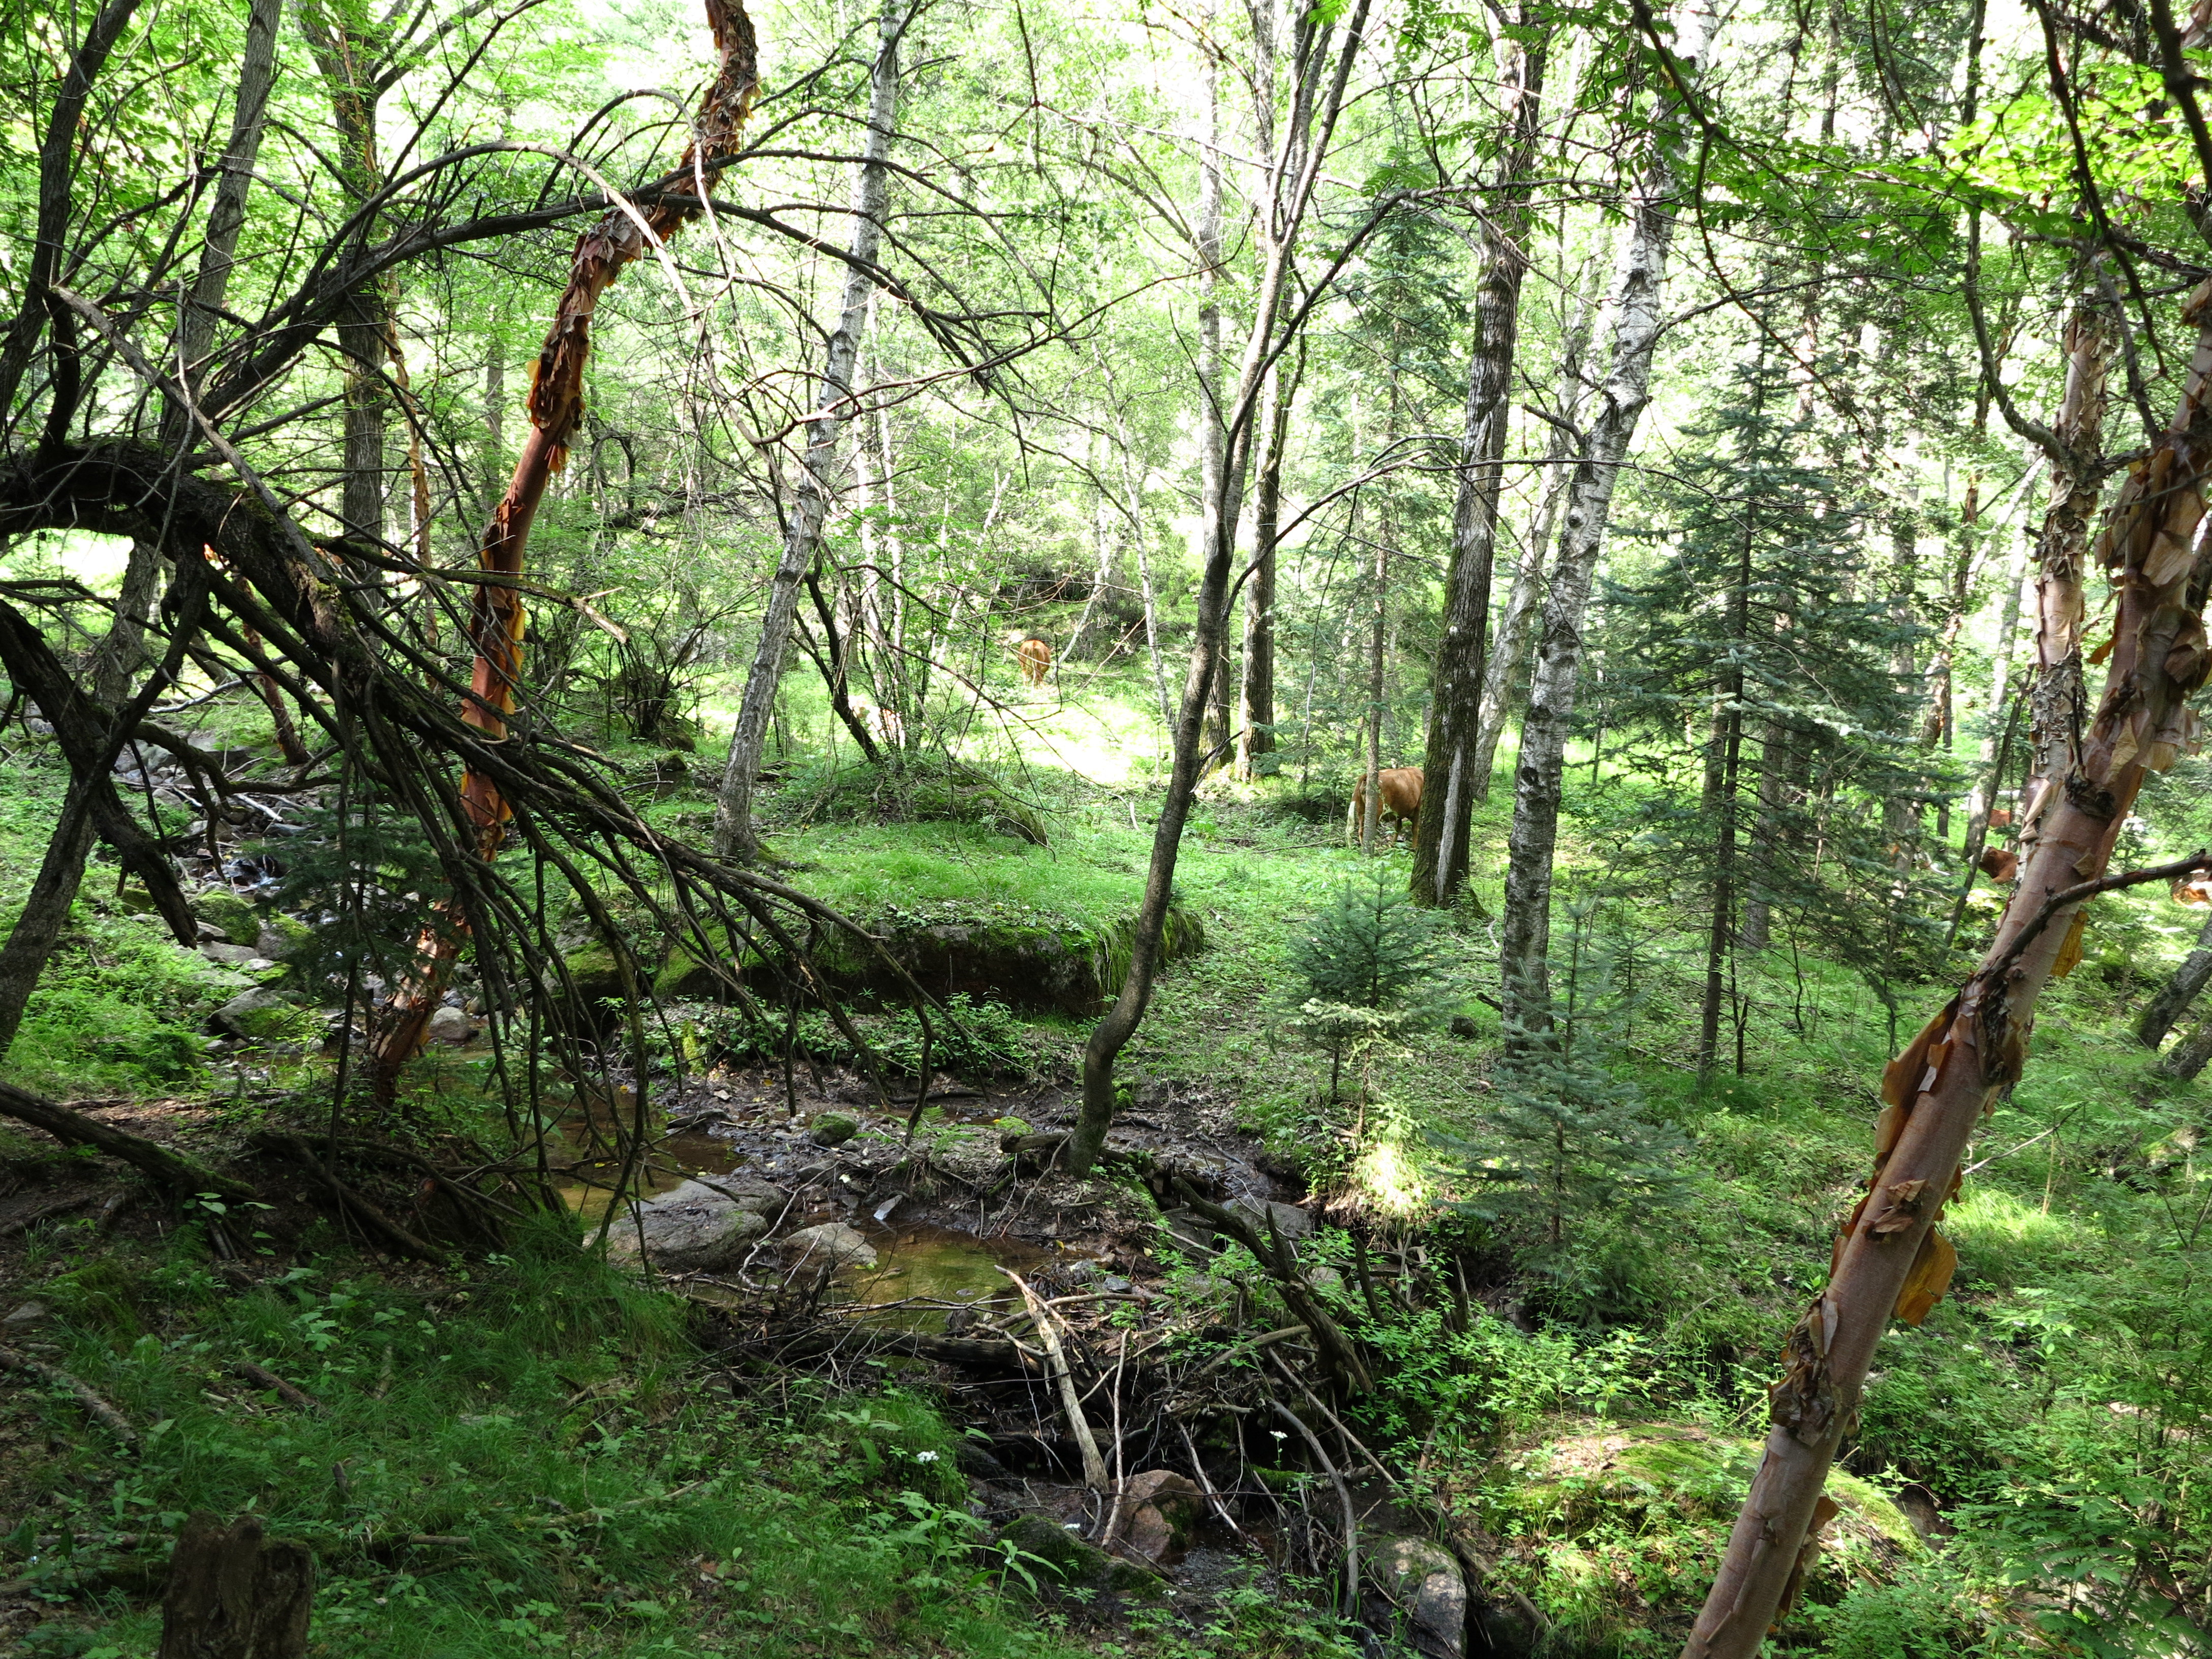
[1,664,2209,1656]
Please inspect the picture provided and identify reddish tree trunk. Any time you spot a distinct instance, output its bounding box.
[1684,279,2212,1657]
[367,0,758,1082]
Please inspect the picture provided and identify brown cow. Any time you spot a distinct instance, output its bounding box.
[1013,635,1052,686]
[1977,844,2018,884]
[1347,767,1424,849]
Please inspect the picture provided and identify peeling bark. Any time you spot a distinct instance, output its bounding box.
[1684,278,2212,1659]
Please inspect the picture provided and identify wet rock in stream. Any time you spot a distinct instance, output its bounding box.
[779,1221,877,1271]
[605,1179,768,1272]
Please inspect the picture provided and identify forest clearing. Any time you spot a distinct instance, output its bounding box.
[3,0,2212,1653]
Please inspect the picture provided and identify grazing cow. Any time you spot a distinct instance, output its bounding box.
[1013,634,1052,686]
[1347,767,1424,849]
[1977,844,2018,884]
[2175,872,2212,906]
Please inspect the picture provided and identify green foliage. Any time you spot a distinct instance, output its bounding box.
[1452,905,1687,1304]
[7,910,228,1096]
[1284,866,1452,1100]
[11,1223,1085,1659]
[787,754,1051,846]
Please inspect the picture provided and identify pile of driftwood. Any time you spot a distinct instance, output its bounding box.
[710,1178,1545,1653]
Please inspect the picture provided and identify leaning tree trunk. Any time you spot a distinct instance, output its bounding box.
[1470,263,1600,804]
[0,0,280,1060]
[713,0,903,861]
[2023,277,2112,809]
[1409,11,1548,905]
[2139,905,2212,1049]
[1070,0,1374,1177]
[1498,2,1708,1039]
[1683,277,2212,1658]
[367,0,758,1081]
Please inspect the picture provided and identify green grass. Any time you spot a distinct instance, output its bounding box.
[6,1219,1088,1659]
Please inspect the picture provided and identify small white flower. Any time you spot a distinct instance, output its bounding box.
[914,1450,939,1462]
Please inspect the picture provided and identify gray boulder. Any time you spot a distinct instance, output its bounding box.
[692,1174,789,1217]
[425,1006,480,1046]
[256,913,317,963]
[211,986,296,1041]
[604,1179,768,1272]
[1369,1535,1468,1659]
[807,1112,859,1148]
[778,1221,876,1272]
[1231,1197,1315,1243]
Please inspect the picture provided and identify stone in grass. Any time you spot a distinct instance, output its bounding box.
[256,913,317,964]
[604,1179,768,1273]
[807,1112,859,1148]
[211,987,302,1042]
[192,889,261,946]
[1229,1197,1315,1243]
[1367,1535,1468,1659]
[998,1514,1161,1597]
[425,1006,481,1046]
[1114,1470,1203,1565]
[778,1221,876,1272]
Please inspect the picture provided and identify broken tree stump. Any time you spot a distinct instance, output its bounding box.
[158,1511,313,1659]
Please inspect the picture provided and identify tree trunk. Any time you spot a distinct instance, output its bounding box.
[1070,0,1374,1177]
[2024,278,2112,809]
[1236,355,1292,778]
[1197,25,1233,765]
[301,8,390,550]
[1410,11,1548,904]
[169,0,281,433]
[2139,908,2212,1049]
[713,0,903,860]
[1698,490,1753,1083]
[1470,271,1600,803]
[366,0,758,1080]
[1498,3,1709,1040]
[1684,276,2212,1659]
[2158,1016,2212,1081]
[0,0,280,1052]
[158,1511,313,1659]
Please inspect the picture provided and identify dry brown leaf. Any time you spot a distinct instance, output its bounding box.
[2087,633,2118,668]
[2052,911,2089,978]
[1894,1228,1958,1326]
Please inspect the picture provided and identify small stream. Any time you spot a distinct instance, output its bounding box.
[834,1222,1047,1331]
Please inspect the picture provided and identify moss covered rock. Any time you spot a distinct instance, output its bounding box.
[192,890,260,945]
[1465,1424,1920,1651]
[816,901,1206,1015]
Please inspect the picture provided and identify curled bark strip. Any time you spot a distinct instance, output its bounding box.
[0,1342,138,1448]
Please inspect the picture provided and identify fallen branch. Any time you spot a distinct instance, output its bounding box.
[1004,1268,1108,1489]
[0,1342,137,1448]
[232,1361,324,1414]
[1270,1397,1357,1616]
[258,1133,444,1261]
[0,1080,253,1202]
[0,1190,98,1238]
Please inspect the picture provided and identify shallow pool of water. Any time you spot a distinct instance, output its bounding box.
[834,1223,1050,1331]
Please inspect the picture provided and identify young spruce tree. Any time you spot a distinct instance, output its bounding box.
[1593,362,1935,1075]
